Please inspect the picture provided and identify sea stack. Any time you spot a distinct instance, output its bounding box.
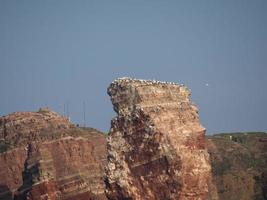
[105,77,212,200]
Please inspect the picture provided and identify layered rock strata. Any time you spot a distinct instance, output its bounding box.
[105,78,212,200]
[15,136,107,200]
[0,108,71,147]
[0,148,27,199]
[0,109,107,200]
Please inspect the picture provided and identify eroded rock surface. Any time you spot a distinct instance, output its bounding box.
[206,132,267,200]
[0,148,27,199]
[15,136,107,200]
[105,78,212,200]
[0,108,71,148]
[0,109,107,200]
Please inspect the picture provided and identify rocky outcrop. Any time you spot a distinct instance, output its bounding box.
[0,109,107,200]
[1,80,266,200]
[105,78,212,200]
[0,108,72,148]
[206,132,267,200]
[15,136,107,200]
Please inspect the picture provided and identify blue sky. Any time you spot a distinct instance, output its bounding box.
[1,0,267,134]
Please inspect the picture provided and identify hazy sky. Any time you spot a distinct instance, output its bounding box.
[1,0,267,134]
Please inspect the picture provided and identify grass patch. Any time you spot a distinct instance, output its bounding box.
[0,141,11,153]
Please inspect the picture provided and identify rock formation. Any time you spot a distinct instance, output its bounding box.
[206,132,267,200]
[1,80,267,200]
[0,147,27,199]
[0,109,107,200]
[105,78,212,200]
[0,108,71,147]
[15,136,107,200]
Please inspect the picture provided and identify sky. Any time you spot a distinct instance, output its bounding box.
[0,0,267,134]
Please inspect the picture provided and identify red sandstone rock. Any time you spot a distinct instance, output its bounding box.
[15,137,107,200]
[0,148,27,199]
[105,78,212,200]
[0,108,72,147]
[0,109,107,200]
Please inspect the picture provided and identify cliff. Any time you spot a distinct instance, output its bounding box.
[0,108,71,148]
[0,109,107,200]
[105,78,212,200]
[207,132,267,200]
[0,147,27,199]
[1,79,266,200]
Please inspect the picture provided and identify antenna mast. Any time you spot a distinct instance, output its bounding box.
[66,103,70,121]
[63,104,66,117]
[83,101,86,127]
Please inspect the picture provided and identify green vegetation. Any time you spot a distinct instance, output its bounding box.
[37,107,51,114]
[212,132,267,137]
[209,132,267,200]
[0,141,11,153]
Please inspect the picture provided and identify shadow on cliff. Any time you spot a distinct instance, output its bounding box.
[13,144,34,200]
[0,185,12,200]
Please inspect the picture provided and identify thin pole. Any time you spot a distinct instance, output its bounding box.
[63,104,65,117]
[67,103,69,121]
[83,101,86,127]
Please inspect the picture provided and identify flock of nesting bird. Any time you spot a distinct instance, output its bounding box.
[112,77,183,86]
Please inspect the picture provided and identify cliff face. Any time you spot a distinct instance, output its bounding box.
[0,109,107,200]
[2,80,266,200]
[0,148,27,199]
[15,136,107,200]
[0,108,71,148]
[105,78,212,200]
[207,132,267,200]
